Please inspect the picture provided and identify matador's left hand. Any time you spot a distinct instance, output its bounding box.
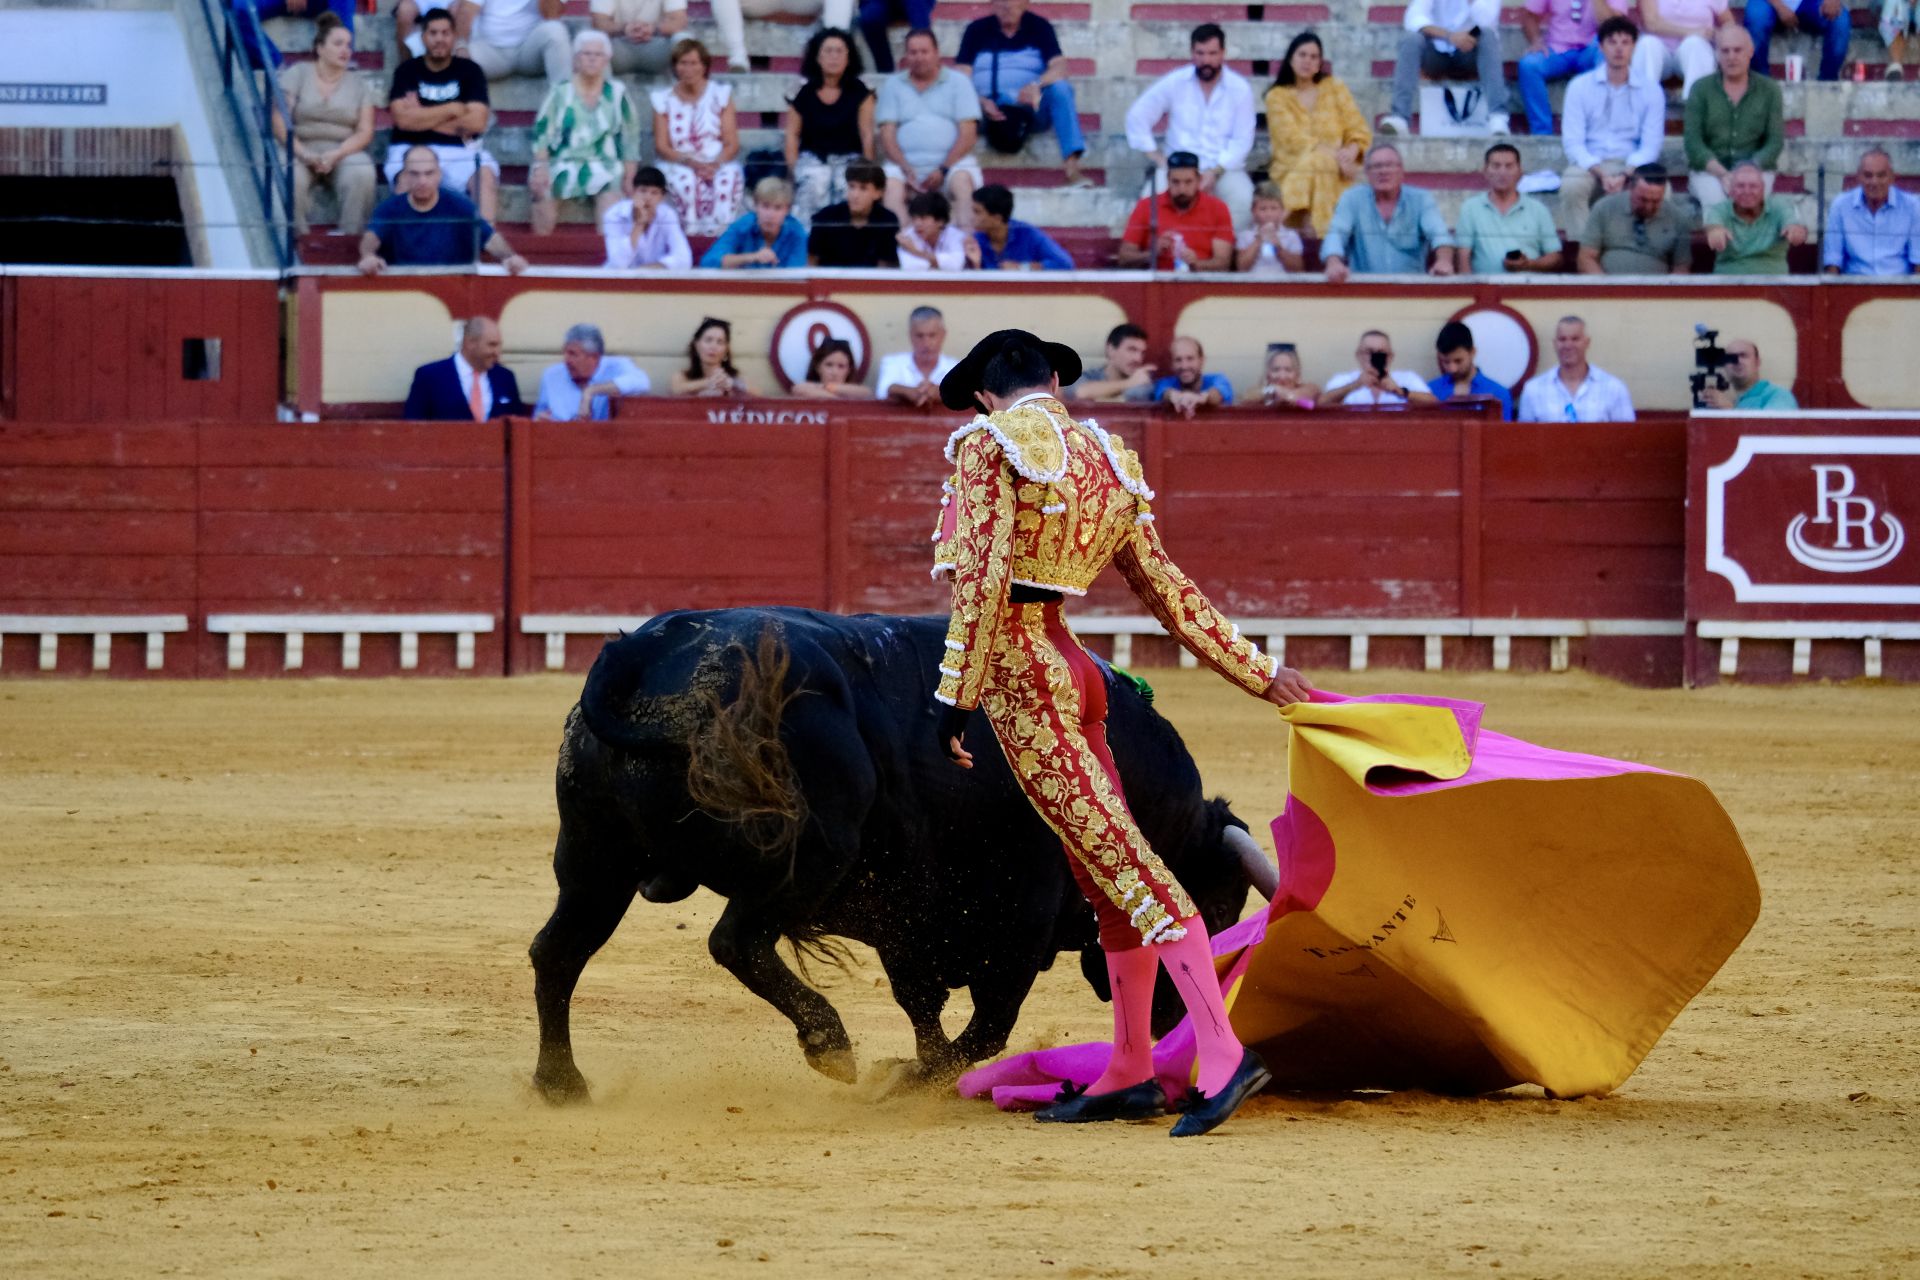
[1263,665,1315,707]
[937,702,975,768]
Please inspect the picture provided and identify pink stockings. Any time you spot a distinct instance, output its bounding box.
[1086,913,1247,1099]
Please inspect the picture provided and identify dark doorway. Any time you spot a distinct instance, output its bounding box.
[0,176,192,266]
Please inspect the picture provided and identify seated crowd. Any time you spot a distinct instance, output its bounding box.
[271,2,1917,279]
[402,306,1797,424]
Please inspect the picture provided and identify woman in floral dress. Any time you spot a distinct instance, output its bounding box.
[528,30,642,236]
[650,39,745,236]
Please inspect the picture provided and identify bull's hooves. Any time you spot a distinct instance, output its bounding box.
[857,1058,941,1101]
[533,1069,593,1105]
[805,1047,859,1084]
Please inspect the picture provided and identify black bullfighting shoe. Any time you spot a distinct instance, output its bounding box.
[1168,1050,1273,1138]
[1034,1079,1169,1123]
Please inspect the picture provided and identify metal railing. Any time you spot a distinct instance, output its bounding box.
[190,0,297,268]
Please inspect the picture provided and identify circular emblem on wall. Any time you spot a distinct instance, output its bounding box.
[1448,304,1538,395]
[768,301,871,392]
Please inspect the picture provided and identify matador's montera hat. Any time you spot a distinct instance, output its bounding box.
[939,329,1084,411]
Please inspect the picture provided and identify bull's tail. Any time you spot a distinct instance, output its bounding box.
[684,628,811,877]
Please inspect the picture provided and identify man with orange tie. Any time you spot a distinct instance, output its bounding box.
[403,316,528,420]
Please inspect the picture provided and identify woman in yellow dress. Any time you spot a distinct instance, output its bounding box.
[1263,31,1371,236]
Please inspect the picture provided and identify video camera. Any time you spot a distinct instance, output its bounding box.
[1690,325,1730,407]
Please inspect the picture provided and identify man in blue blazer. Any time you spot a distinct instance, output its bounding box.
[404,316,527,420]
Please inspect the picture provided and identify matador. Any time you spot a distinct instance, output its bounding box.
[930,329,1314,1136]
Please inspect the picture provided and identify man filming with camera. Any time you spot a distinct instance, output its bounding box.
[1697,337,1798,410]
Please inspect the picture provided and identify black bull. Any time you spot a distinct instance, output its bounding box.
[530,607,1275,1102]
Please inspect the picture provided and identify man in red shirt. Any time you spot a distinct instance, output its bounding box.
[1117,151,1233,270]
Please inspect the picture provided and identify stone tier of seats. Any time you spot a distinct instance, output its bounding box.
[275,0,1920,248]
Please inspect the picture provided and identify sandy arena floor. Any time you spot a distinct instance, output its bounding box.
[1,669,1915,1278]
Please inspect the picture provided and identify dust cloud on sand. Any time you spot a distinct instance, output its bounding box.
[1,672,1914,1277]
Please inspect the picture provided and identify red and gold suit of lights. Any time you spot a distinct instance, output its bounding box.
[931,393,1278,950]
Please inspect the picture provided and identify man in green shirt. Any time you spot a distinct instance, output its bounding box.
[1705,161,1807,274]
[1578,163,1693,275]
[1700,337,1799,410]
[1453,142,1564,275]
[1684,26,1784,214]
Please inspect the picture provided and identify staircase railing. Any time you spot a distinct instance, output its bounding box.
[191,0,297,268]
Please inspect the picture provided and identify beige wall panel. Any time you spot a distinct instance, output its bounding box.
[824,292,1128,371]
[1173,294,1474,400]
[498,290,804,401]
[1841,299,1920,409]
[1507,298,1798,412]
[322,290,455,404]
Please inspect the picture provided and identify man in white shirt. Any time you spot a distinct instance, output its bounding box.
[1517,315,1637,422]
[875,306,959,408]
[1321,329,1439,407]
[534,323,652,421]
[1382,0,1512,137]
[1123,23,1256,230]
[589,0,687,77]
[455,0,570,86]
[1558,17,1666,241]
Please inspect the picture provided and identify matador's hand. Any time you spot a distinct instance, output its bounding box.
[1263,665,1315,707]
[937,702,975,768]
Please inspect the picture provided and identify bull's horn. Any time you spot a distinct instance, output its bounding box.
[1223,824,1279,902]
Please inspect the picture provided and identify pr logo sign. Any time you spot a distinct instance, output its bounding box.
[1705,435,1920,604]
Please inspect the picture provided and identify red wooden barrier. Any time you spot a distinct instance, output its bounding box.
[0,422,199,676]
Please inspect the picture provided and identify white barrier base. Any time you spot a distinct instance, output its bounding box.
[205,613,495,672]
[0,614,189,672]
[1696,620,1920,679]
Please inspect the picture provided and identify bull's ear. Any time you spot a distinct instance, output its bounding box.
[1079,946,1113,1003]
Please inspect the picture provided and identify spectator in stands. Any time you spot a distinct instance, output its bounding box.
[1153,336,1233,419]
[712,1,856,75]
[455,0,571,86]
[1517,0,1613,137]
[858,0,934,72]
[590,0,687,77]
[876,306,959,406]
[1257,343,1320,409]
[878,29,983,231]
[1684,26,1784,214]
[1382,0,1512,138]
[1067,323,1156,403]
[790,338,876,400]
[534,322,651,419]
[527,31,641,237]
[785,29,877,227]
[232,0,356,70]
[652,40,746,236]
[1454,142,1562,274]
[1428,321,1515,419]
[1885,2,1919,80]
[1747,0,1849,83]
[1235,183,1307,273]
[1117,151,1234,270]
[895,191,970,270]
[1263,32,1370,237]
[1321,144,1455,283]
[359,146,530,274]
[1124,24,1257,230]
[404,316,526,420]
[1517,315,1636,421]
[954,0,1089,187]
[1577,163,1693,274]
[1322,329,1438,406]
[1557,17,1664,243]
[385,8,500,221]
[809,162,901,267]
[1822,149,1920,275]
[273,14,377,237]
[602,166,695,269]
[702,176,809,268]
[970,184,1074,269]
[1631,0,1731,99]
[1698,338,1799,408]
[671,317,755,396]
[1704,161,1807,273]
